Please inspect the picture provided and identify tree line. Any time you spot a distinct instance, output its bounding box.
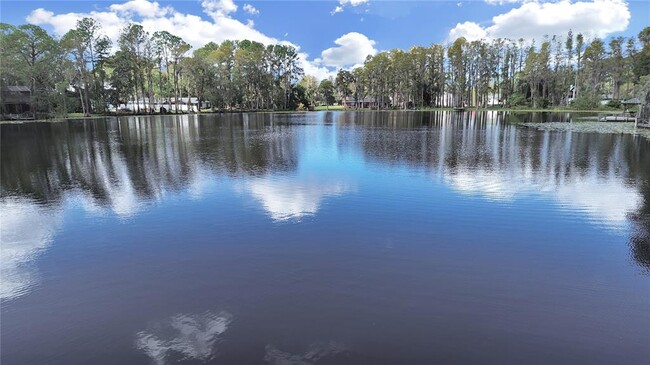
[335,28,650,109]
[0,18,305,116]
[1,18,649,117]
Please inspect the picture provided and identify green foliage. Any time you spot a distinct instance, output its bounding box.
[606,100,622,109]
[335,70,355,100]
[509,93,529,107]
[2,21,649,118]
[571,94,601,110]
[1,23,64,117]
[318,80,336,106]
[634,75,650,100]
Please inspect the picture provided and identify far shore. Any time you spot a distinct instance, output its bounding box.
[2,107,628,124]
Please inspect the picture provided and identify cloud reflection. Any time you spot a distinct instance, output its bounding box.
[264,341,346,365]
[445,169,642,229]
[245,176,352,221]
[135,311,232,365]
[352,112,648,230]
[0,198,62,301]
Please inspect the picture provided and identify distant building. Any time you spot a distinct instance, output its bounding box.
[109,97,211,113]
[342,96,389,109]
[1,86,33,119]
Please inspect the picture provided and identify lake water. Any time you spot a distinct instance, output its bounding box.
[1,111,649,364]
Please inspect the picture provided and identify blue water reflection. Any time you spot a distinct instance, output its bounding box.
[1,111,649,364]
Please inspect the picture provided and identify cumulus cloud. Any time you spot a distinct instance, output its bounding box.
[25,1,373,80]
[299,53,337,80]
[243,3,259,15]
[320,32,377,69]
[201,0,238,19]
[331,0,369,15]
[26,0,276,49]
[109,0,171,17]
[25,0,340,79]
[448,0,630,42]
[448,21,488,42]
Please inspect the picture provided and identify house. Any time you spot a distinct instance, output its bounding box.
[1,86,34,120]
[342,96,388,109]
[110,97,211,113]
[170,97,211,112]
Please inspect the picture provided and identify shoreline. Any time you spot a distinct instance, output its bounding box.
[522,121,650,139]
[1,107,623,124]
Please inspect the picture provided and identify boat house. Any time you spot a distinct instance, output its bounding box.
[1,86,33,120]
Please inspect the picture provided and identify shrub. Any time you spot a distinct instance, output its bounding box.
[509,93,528,107]
[606,100,622,109]
[571,94,601,110]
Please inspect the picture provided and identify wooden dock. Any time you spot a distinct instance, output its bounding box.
[598,114,637,122]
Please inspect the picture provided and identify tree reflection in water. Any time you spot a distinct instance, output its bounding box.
[1,111,649,280]
[629,183,650,271]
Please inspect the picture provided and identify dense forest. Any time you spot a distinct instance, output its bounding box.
[1,18,649,116]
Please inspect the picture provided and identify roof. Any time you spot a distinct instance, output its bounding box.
[343,97,378,103]
[4,86,31,92]
[622,98,641,104]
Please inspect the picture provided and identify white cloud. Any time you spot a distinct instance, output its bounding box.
[109,0,171,17]
[298,53,336,80]
[448,0,630,42]
[448,21,488,42]
[26,0,339,80]
[201,0,237,19]
[341,0,370,6]
[331,0,369,15]
[320,32,377,69]
[27,8,126,42]
[26,0,276,50]
[243,3,259,15]
[484,0,523,5]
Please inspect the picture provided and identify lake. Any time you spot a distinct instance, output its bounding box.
[1,111,649,364]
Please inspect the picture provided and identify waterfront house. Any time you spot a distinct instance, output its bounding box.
[1,86,33,119]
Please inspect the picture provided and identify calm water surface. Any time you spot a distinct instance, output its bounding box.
[1,111,649,364]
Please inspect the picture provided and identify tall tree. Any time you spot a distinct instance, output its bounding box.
[1,23,63,115]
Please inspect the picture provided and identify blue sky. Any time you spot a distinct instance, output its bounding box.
[1,0,648,79]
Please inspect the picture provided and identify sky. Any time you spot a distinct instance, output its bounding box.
[1,0,648,79]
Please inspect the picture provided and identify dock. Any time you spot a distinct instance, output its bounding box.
[598,113,637,122]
